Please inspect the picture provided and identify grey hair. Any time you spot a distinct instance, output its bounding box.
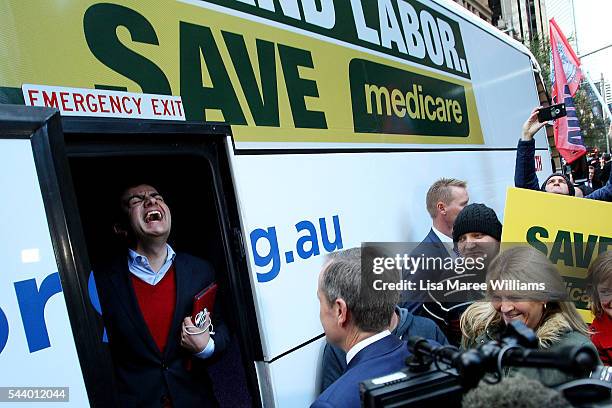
[320,247,399,332]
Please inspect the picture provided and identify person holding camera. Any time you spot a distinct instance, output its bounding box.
[587,250,612,366]
[515,107,612,201]
[460,246,598,386]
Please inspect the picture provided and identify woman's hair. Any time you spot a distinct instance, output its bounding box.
[587,251,612,317]
[461,246,589,348]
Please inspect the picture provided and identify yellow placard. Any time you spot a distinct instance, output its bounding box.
[502,188,612,322]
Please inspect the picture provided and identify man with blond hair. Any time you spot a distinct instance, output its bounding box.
[401,178,469,326]
[424,178,469,241]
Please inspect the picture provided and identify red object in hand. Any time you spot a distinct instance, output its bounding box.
[185,282,218,371]
[192,282,218,328]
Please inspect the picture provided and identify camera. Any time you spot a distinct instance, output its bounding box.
[537,103,567,122]
[360,321,606,407]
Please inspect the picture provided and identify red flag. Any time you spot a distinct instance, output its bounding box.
[549,18,586,163]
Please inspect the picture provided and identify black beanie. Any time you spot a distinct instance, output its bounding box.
[540,173,575,196]
[452,203,503,242]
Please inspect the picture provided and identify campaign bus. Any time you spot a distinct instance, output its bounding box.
[0,0,552,406]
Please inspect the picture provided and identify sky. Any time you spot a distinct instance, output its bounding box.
[572,0,612,87]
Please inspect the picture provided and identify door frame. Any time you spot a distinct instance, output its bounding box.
[60,115,263,407]
[0,104,117,407]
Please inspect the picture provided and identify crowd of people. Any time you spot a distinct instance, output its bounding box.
[312,108,612,407]
[90,107,611,407]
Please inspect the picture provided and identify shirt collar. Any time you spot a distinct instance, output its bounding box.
[346,330,391,365]
[431,226,457,258]
[431,226,452,243]
[128,244,176,273]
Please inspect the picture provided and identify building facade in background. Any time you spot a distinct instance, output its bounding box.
[545,0,579,52]
[594,74,612,105]
[454,0,493,23]
[488,0,548,43]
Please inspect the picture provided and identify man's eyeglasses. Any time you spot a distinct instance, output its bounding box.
[123,192,165,208]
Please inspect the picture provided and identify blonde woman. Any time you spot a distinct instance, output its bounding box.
[461,246,599,386]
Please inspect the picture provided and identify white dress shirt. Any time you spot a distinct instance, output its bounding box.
[431,226,457,258]
[346,330,391,365]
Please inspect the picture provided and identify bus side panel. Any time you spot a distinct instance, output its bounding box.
[0,139,88,405]
[229,149,553,364]
[267,338,325,406]
[450,8,548,150]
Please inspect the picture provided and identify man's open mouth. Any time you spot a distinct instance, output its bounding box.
[144,210,162,223]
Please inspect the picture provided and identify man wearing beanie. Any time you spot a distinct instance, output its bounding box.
[515,107,612,201]
[452,203,502,265]
[423,203,502,345]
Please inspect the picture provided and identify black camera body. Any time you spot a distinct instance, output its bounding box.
[361,365,463,408]
[537,103,567,122]
[360,321,606,407]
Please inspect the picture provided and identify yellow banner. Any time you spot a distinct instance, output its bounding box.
[502,188,612,322]
[0,1,483,145]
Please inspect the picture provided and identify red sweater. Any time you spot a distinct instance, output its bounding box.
[590,313,612,366]
[131,265,176,353]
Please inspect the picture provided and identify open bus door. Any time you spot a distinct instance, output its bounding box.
[0,104,262,407]
[0,105,115,406]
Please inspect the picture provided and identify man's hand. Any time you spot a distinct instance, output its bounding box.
[180,316,211,353]
[522,107,547,141]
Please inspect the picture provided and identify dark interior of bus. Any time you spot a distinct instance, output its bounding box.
[64,130,256,407]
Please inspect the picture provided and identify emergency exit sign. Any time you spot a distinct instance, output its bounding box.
[22,84,185,121]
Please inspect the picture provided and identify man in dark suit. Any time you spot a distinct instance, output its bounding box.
[402,178,468,321]
[94,183,229,407]
[586,165,603,190]
[312,248,410,408]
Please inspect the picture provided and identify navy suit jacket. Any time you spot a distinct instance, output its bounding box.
[311,335,410,408]
[401,228,452,312]
[94,252,229,407]
[417,228,450,257]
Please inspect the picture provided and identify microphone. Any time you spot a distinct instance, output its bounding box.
[501,345,598,377]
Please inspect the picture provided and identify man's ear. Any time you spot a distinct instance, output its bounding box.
[437,201,447,216]
[335,298,349,327]
[112,222,128,239]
